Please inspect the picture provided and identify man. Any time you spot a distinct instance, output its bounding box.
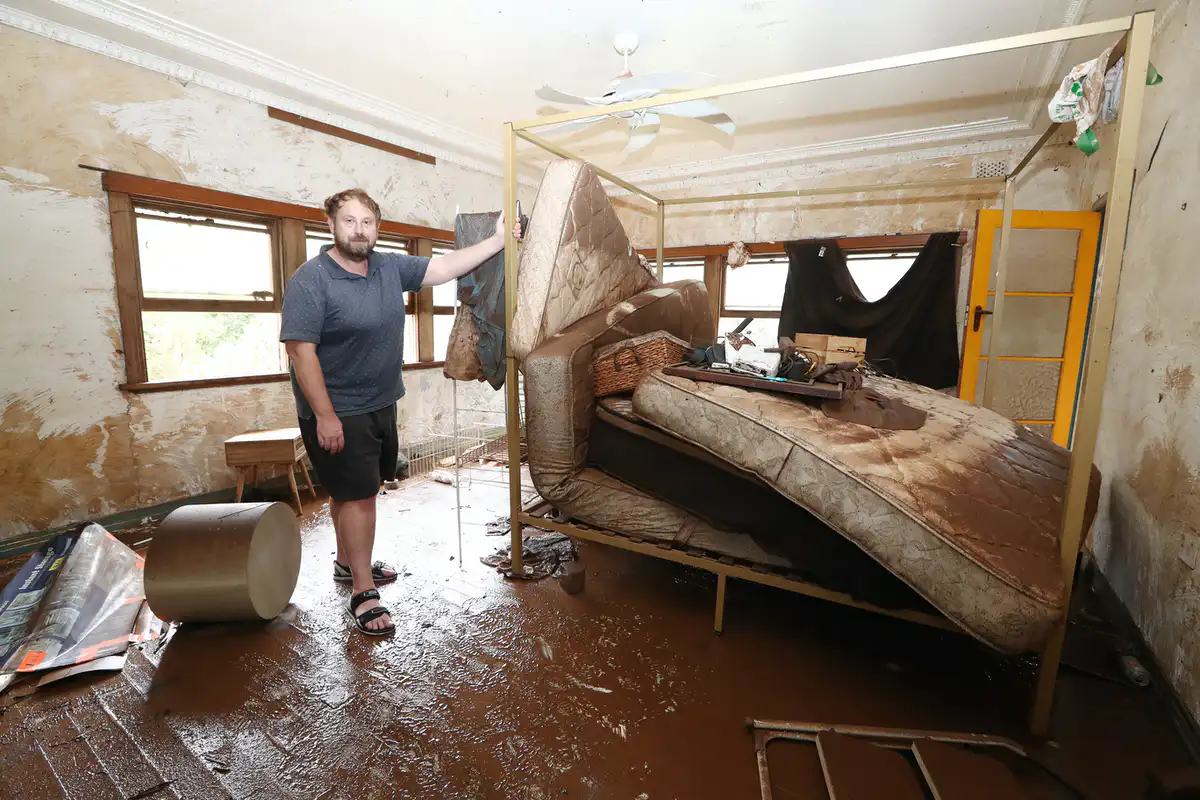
[280,189,520,636]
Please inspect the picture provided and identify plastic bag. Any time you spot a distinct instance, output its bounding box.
[1047,44,1116,138]
[1098,56,1124,126]
[1049,46,1165,156]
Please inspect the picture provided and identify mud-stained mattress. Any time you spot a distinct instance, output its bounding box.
[511,159,656,361]
[632,371,1100,653]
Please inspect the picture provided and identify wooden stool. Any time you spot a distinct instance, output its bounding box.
[224,427,317,514]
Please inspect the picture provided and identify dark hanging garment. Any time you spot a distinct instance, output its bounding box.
[448,212,508,390]
[776,233,960,389]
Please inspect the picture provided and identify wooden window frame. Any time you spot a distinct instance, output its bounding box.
[422,240,458,363]
[135,201,286,314]
[106,171,454,393]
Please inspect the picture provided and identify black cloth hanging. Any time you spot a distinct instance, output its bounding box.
[776,233,960,389]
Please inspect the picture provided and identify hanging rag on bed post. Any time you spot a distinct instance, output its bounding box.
[443,210,527,389]
[776,233,960,390]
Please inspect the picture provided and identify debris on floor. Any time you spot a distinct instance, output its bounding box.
[486,515,511,536]
[481,526,577,580]
[0,523,162,695]
[749,719,1082,799]
[481,441,528,465]
[431,469,458,486]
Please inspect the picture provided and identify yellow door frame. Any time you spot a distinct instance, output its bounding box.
[960,209,1102,448]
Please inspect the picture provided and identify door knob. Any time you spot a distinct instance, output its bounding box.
[973,305,993,332]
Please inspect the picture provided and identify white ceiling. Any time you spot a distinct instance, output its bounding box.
[1,0,1166,181]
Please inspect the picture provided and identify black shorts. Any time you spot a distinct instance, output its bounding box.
[299,405,398,502]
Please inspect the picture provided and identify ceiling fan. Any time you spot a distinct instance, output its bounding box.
[534,31,736,155]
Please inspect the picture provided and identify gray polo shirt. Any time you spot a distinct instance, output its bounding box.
[280,244,429,420]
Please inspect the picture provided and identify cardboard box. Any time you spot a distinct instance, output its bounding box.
[793,333,867,366]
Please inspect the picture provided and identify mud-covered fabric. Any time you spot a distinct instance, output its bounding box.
[521,280,790,565]
[444,211,510,389]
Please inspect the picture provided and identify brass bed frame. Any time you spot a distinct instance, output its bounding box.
[498,11,1155,734]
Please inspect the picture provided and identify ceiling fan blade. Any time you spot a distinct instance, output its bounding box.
[653,99,736,135]
[613,71,719,94]
[534,85,597,105]
[623,112,661,155]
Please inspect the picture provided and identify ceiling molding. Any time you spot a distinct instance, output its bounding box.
[615,117,1027,189]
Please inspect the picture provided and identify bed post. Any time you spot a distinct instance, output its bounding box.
[1030,9,1154,735]
[980,177,1016,409]
[503,122,524,576]
[656,201,665,281]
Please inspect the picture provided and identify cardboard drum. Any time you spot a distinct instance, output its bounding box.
[145,502,301,623]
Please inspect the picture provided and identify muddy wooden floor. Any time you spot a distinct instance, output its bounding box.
[0,472,1193,799]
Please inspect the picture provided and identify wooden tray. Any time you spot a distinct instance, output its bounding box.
[662,365,844,399]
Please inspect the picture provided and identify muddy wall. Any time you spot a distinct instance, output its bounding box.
[0,27,506,539]
[1082,3,1200,724]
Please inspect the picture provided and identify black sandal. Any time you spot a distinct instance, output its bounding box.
[333,560,397,585]
[347,589,395,636]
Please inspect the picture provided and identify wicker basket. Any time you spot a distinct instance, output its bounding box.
[593,331,690,397]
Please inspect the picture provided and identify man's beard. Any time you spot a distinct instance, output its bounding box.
[335,234,373,260]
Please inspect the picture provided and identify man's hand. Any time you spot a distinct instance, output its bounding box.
[494,210,523,242]
[316,413,344,454]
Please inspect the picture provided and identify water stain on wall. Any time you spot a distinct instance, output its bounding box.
[1163,365,1194,402]
[0,28,187,197]
[1128,437,1199,540]
[0,397,137,536]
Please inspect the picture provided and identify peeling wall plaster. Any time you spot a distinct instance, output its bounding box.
[1084,1,1200,725]
[0,26,507,538]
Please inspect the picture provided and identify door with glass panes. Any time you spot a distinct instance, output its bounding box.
[959,210,1101,447]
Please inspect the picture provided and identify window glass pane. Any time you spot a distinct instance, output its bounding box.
[724,254,788,311]
[143,311,285,382]
[404,316,417,364]
[137,208,273,302]
[433,313,454,361]
[661,258,705,284]
[846,253,917,302]
[718,316,778,346]
[305,230,332,261]
[431,243,456,307]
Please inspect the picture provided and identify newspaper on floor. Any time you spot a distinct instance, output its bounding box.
[0,522,162,691]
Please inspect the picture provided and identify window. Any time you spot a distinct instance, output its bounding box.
[658,256,706,284]
[715,251,787,345]
[724,252,789,313]
[136,205,286,383]
[430,242,457,361]
[715,241,925,346]
[105,170,457,391]
[845,250,919,302]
